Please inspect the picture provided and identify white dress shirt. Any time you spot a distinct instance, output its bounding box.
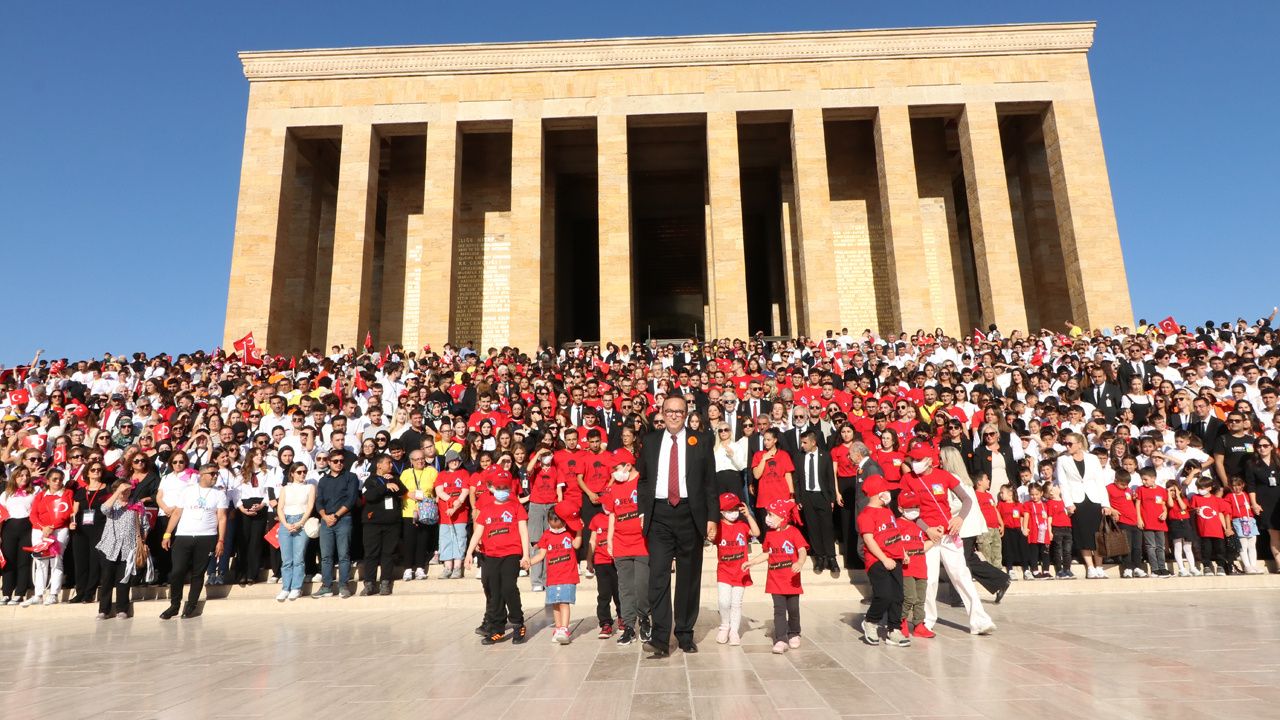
[654,429,689,500]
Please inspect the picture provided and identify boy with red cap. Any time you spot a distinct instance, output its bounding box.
[465,473,531,645]
[898,445,996,636]
[605,449,651,646]
[529,500,582,644]
[743,498,807,654]
[895,489,935,638]
[715,492,760,645]
[858,475,910,647]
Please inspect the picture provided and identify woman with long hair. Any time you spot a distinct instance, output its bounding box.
[1,467,36,604]
[94,479,147,619]
[1245,438,1280,571]
[68,462,110,603]
[274,462,315,601]
[25,468,74,606]
[233,447,272,586]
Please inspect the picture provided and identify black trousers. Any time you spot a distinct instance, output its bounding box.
[837,476,862,568]
[1028,543,1051,573]
[363,522,400,583]
[1199,537,1227,570]
[1118,523,1143,570]
[1050,528,1074,574]
[799,491,836,558]
[481,554,524,633]
[72,525,104,598]
[1,518,33,598]
[147,518,171,584]
[962,536,1009,594]
[235,511,269,583]
[1002,530,1032,570]
[647,500,704,650]
[168,535,217,607]
[97,552,132,615]
[402,518,435,569]
[594,561,621,625]
[865,562,903,625]
[772,594,801,641]
[578,498,602,562]
[716,470,745,500]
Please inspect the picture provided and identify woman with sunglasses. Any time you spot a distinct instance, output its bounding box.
[232,448,272,587]
[1245,439,1280,570]
[275,462,315,601]
[154,452,196,584]
[94,479,146,619]
[713,422,748,499]
[68,462,111,603]
[972,423,1019,498]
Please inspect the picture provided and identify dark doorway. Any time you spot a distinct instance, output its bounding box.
[737,119,793,336]
[547,127,600,344]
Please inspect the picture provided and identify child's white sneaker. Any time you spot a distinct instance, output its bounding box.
[1190,565,1204,576]
[415,568,428,580]
[716,625,730,644]
[1178,568,1191,577]
[1023,570,1034,581]
[554,627,571,645]
[1133,568,1147,578]
[1008,569,1017,581]
[861,620,880,645]
[1122,568,1133,578]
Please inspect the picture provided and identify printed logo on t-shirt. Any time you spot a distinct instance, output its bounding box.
[781,540,795,555]
[931,483,944,495]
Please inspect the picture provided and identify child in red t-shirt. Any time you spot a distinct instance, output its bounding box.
[465,475,530,645]
[996,485,1030,581]
[973,475,1003,571]
[1045,483,1075,579]
[1107,470,1145,578]
[604,449,649,646]
[1134,467,1171,577]
[715,493,760,646]
[1021,484,1052,579]
[1190,478,1232,575]
[587,511,622,638]
[529,500,583,644]
[1165,480,1197,576]
[1227,477,1261,574]
[895,490,934,638]
[744,498,807,654]
[855,476,909,648]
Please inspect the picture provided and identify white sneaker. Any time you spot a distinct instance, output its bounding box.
[403,569,414,582]
[43,595,57,606]
[269,575,281,584]
[6,597,20,605]
[532,585,544,592]
[20,597,38,607]
[311,574,323,583]
[474,567,482,580]
[518,569,528,577]
[1122,568,1133,578]
[584,568,595,579]
[1096,568,1110,579]
[1133,568,1147,578]
[1023,570,1034,581]
[287,590,301,601]
[1008,570,1018,581]
[1190,566,1203,576]
[415,568,428,580]
[276,591,289,602]
[1178,568,1191,577]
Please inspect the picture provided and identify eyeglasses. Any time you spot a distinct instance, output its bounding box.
[743,422,754,428]
[718,428,730,433]
[131,459,147,465]
[328,458,344,464]
[292,470,307,476]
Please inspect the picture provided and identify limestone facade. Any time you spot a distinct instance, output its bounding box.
[224,22,1134,354]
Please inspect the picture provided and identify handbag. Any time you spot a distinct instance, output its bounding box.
[134,513,150,567]
[417,495,440,525]
[1094,515,1130,558]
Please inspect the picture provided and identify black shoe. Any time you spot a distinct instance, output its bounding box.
[994,582,1010,604]
[512,624,529,644]
[616,627,636,646]
[644,643,670,659]
[679,641,699,654]
[829,557,841,579]
[379,580,392,596]
[812,556,825,575]
[159,604,180,620]
[68,595,84,604]
[638,616,652,643]
[180,603,199,619]
[475,625,486,636]
[481,631,506,645]
[359,582,377,596]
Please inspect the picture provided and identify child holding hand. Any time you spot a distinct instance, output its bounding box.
[857,476,909,647]
[895,490,934,638]
[716,493,759,645]
[529,500,583,644]
[1227,477,1261,574]
[587,510,621,638]
[1134,467,1170,577]
[744,498,807,654]
[1046,483,1075,579]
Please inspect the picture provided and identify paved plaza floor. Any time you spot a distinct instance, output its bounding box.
[1,589,1276,720]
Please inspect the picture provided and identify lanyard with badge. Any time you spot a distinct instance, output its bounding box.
[82,487,103,525]
[381,477,396,510]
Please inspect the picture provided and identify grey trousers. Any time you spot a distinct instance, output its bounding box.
[526,502,554,587]
[613,555,651,631]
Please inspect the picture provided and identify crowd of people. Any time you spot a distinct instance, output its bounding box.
[1,312,1278,650]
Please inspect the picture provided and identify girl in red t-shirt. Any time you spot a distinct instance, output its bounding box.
[751,430,794,508]
[529,500,583,645]
[1164,481,1197,576]
[715,493,760,646]
[434,453,472,579]
[1227,477,1262,574]
[996,485,1030,581]
[744,499,807,654]
[1190,479,1232,575]
[1021,484,1052,579]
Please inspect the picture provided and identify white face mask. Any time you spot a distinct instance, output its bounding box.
[491,403,499,410]
[613,467,629,482]
[541,454,553,466]
[879,492,892,505]
[550,525,566,533]
[723,511,740,522]
[911,461,930,476]
[765,515,781,529]
[902,507,920,521]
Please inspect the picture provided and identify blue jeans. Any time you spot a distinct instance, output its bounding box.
[278,514,306,591]
[319,515,352,586]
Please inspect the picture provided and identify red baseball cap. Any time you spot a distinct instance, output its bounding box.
[612,448,636,465]
[905,445,933,462]
[862,475,890,497]
[553,500,583,532]
[719,493,742,511]
[897,489,919,508]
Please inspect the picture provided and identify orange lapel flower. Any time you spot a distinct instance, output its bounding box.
[688,436,698,446]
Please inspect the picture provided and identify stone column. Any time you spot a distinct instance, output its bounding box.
[1042,99,1135,330]
[406,120,461,350]
[958,103,1027,333]
[224,126,296,352]
[789,107,839,337]
[597,114,632,343]
[706,112,749,339]
[325,124,379,350]
[509,119,544,352]
[873,105,933,331]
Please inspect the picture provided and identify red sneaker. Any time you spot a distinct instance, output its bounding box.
[900,620,910,636]
[912,623,936,638]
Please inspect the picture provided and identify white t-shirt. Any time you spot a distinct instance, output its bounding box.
[174,485,228,537]
[157,470,195,517]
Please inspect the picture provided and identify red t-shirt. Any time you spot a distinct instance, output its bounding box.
[604,479,647,557]
[763,524,807,595]
[1136,486,1169,531]
[895,517,928,579]
[1226,492,1252,519]
[435,470,472,525]
[752,450,794,508]
[975,490,999,529]
[555,448,586,503]
[1107,484,1138,526]
[1167,493,1190,520]
[872,450,905,485]
[578,450,615,495]
[996,500,1022,531]
[830,444,857,477]
[476,501,528,557]
[537,529,580,586]
[1190,494,1226,538]
[1047,499,1072,528]
[716,518,753,587]
[527,464,565,505]
[901,469,959,529]
[1023,500,1051,544]
[857,505,904,567]
[589,513,612,565]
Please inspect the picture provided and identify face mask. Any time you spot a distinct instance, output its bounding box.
[902,508,920,521]
[492,490,510,503]
[541,454,553,466]
[765,516,781,529]
[723,511,740,523]
[491,403,499,410]
[550,524,566,533]
[879,492,892,505]
[911,461,929,475]
[613,467,629,482]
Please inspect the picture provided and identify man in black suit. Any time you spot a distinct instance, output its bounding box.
[1190,396,1226,447]
[795,430,839,577]
[637,397,718,658]
[1116,345,1155,391]
[1084,367,1123,424]
[737,381,773,430]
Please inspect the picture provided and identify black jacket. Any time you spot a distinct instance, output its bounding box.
[795,449,836,504]
[636,429,718,539]
[363,474,407,524]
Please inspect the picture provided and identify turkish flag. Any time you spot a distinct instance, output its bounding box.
[289,356,297,370]
[264,525,281,550]
[364,331,373,350]
[154,422,172,441]
[69,402,88,418]
[8,389,29,406]
[245,345,264,366]
[1158,317,1179,336]
[53,445,67,465]
[20,434,46,451]
[355,374,368,393]
[974,329,986,343]
[233,332,255,354]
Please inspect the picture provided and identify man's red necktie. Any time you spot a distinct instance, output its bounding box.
[668,434,680,505]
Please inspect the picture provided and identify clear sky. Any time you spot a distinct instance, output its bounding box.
[1,1,1276,364]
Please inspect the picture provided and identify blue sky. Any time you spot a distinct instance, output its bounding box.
[1,1,1276,364]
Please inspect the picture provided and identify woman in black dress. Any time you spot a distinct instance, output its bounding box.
[1244,438,1280,570]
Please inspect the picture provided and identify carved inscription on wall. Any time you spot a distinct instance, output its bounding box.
[453,233,510,349]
